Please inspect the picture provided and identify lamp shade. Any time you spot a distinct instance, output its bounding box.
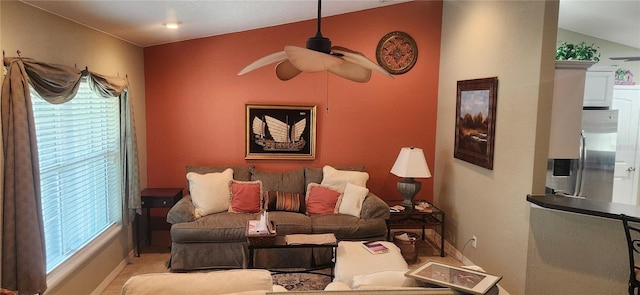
[390,147,432,178]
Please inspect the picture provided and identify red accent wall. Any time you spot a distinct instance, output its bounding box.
[144,1,442,203]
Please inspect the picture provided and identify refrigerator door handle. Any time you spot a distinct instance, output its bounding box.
[575,131,587,196]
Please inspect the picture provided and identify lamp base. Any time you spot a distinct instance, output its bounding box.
[397,178,421,209]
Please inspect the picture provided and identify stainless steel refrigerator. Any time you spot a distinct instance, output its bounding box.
[546,109,619,202]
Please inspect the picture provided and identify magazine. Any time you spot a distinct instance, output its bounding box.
[362,241,389,254]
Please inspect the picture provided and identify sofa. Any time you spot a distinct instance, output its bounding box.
[121,269,458,295]
[166,165,390,271]
[121,269,288,295]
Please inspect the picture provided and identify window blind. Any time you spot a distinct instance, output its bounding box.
[30,81,122,273]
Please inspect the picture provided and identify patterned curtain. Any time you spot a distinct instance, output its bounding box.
[0,57,141,294]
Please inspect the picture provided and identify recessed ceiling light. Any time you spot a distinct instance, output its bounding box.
[163,21,182,29]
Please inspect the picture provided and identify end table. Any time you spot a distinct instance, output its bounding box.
[135,187,183,256]
[386,201,445,257]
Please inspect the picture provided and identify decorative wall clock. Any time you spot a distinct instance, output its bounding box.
[376,31,418,75]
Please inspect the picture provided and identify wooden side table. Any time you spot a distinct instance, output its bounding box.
[386,201,446,257]
[135,187,183,256]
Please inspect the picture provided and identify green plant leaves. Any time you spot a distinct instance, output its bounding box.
[555,41,600,62]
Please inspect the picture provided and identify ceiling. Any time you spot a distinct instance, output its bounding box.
[19,0,640,49]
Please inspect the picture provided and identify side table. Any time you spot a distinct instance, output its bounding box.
[135,187,183,256]
[385,201,445,257]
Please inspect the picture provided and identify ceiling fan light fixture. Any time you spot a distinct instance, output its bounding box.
[163,21,182,29]
[306,32,332,54]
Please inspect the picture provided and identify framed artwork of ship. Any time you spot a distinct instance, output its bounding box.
[246,104,317,160]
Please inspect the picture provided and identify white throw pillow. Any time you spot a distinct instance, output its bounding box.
[320,165,369,192]
[338,183,369,217]
[187,168,233,217]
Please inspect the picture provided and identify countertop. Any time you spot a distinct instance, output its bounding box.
[527,194,640,220]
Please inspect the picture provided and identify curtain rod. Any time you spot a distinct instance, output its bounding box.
[2,49,129,80]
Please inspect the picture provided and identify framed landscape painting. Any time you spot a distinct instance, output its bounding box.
[245,104,316,160]
[454,77,498,170]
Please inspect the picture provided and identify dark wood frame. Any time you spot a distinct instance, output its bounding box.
[454,77,498,170]
[245,104,316,160]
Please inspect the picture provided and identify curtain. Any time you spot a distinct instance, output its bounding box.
[1,57,141,293]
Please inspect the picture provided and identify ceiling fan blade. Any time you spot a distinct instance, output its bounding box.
[610,57,640,62]
[332,46,393,79]
[328,62,372,83]
[238,51,288,76]
[284,46,343,72]
[275,60,302,81]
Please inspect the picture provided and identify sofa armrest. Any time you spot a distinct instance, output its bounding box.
[166,195,197,224]
[360,192,390,220]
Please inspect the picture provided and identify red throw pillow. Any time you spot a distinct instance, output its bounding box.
[305,183,341,214]
[229,180,263,213]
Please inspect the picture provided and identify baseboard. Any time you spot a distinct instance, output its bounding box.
[391,228,476,266]
[90,249,135,295]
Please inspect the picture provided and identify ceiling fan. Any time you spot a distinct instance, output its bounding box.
[610,57,640,62]
[237,0,393,83]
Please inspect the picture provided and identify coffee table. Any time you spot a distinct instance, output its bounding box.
[247,234,338,279]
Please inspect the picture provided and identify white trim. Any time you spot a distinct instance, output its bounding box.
[90,250,135,295]
[45,225,123,293]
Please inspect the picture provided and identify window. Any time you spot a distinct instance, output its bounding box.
[30,80,122,273]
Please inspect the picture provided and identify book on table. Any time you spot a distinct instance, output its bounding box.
[285,233,337,245]
[362,241,389,254]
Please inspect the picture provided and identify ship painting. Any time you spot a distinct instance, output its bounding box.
[252,115,306,152]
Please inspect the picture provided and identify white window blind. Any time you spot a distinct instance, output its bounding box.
[30,81,122,273]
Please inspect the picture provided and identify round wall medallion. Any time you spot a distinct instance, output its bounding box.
[376,31,418,75]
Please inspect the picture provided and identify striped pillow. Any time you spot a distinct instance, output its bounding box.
[265,191,306,213]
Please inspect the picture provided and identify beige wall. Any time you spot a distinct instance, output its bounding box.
[437,1,631,294]
[0,1,146,294]
[436,1,556,294]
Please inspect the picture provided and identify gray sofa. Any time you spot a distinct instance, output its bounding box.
[166,165,390,272]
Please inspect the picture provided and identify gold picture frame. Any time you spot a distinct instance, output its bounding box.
[245,104,316,160]
[454,77,498,170]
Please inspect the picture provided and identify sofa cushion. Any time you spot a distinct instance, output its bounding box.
[229,180,263,213]
[265,191,306,213]
[338,183,369,218]
[171,212,257,242]
[267,211,313,234]
[320,165,369,192]
[305,183,341,214]
[334,241,408,286]
[186,165,253,182]
[187,169,234,217]
[250,167,305,194]
[304,165,365,191]
[121,269,274,295]
[310,214,387,239]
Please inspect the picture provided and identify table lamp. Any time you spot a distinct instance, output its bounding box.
[390,147,432,208]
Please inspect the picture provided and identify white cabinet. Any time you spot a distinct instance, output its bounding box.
[548,60,595,159]
[583,66,616,107]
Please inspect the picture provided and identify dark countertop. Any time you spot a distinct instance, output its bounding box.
[527,194,640,220]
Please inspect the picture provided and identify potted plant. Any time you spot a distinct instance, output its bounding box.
[555,41,600,62]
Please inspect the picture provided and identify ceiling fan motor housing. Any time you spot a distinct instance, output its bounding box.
[306,32,332,54]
